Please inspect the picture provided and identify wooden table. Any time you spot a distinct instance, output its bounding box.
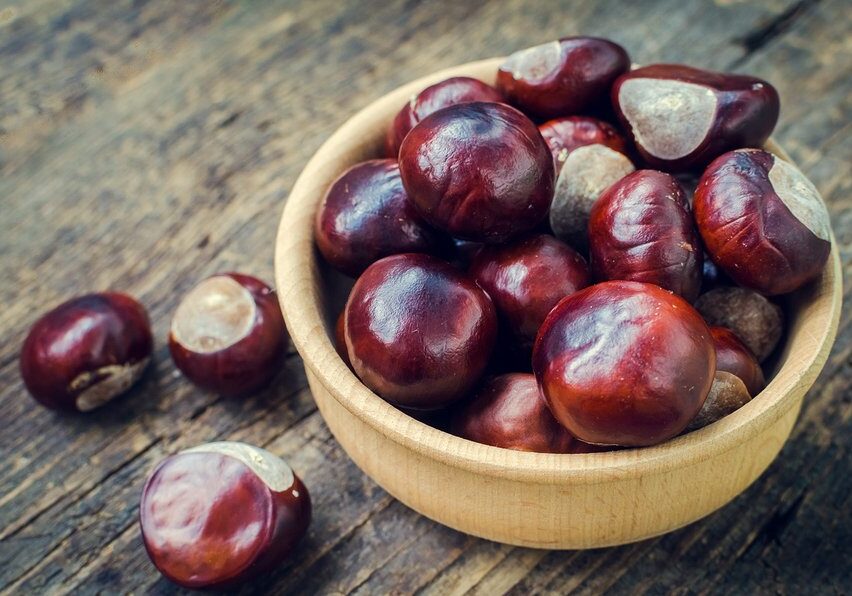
[1,1,849,593]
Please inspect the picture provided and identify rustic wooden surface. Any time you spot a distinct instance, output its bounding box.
[0,0,849,594]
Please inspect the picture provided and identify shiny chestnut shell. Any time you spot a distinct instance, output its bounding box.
[538,116,628,176]
[710,326,765,396]
[398,102,554,244]
[533,281,715,446]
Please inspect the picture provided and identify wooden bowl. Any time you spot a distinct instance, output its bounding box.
[275,58,842,549]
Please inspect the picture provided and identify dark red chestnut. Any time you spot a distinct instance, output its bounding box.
[169,273,288,397]
[470,234,590,350]
[694,287,783,362]
[140,441,310,589]
[385,76,504,156]
[398,102,554,244]
[20,292,153,412]
[710,326,765,397]
[538,116,628,176]
[589,170,703,301]
[497,37,630,120]
[694,149,831,295]
[533,281,715,446]
[612,64,779,171]
[345,253,497,409]
[315,159,449,277]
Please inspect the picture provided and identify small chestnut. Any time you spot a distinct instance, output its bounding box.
[315,159,449,277]
[694,287,783,362]
[588,170,703,301]
[538,116,628,176]
[612,64,779,171]
[533,281,715,447]
[470,234,590,350]
[694,149,831,295]
[345,253,497,410]
[140,441,310,589]
[169,273,288,397]
[398,102,554,244]
[710,326,765,397]
[685,372,752,432]
[20,292,153,412]
[497,37,630,120]
[385,76,504,156]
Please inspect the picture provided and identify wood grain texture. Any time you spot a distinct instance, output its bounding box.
[0,0,849,593]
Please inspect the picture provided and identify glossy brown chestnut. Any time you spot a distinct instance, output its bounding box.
[169,273,288,397]
[533,281,715,446]
[497,37,630,120]
[315,159,449,277]
[710,326,765,397]
[538,116,628,176]
[140,441,310,589]
[694,149,831,295]
[588,170,703,301]
[398,102,554,244]
[612,64,779,171]
[20,292,153,412]
[694,287,783,362]
[345,253,497,409]
[470,234,590,350]
[385,76,504,156]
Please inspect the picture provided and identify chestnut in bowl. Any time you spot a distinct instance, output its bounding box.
[533,281,715,447]
[169,273,288,397]
[538,116,628,176]
[20,292,153,412]
[345,253,497,410]
[694,149,831,296]
[588,170,702,301]
[612,64,779,171]
[140,441,310,589]
[398,102,554,244]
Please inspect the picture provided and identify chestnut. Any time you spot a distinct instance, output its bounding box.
[470,234,590,351]
[538,116,628,176]
[315,159,449,277]
[385,76,504,156]
[694,149,831,295]
[140,441,310,589]
[398,102,554,244]
[710,326,765,397]
[694,287,783,362]
[533,281,715,447]
[685,372,752,432]
[345,253,497,409]
[588,170,703,301]
[612,64,779,171]
[169,273,288,397]
[497,37,630,120]
[19,292,153,412]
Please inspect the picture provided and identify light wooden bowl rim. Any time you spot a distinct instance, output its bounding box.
[275,57,842,485]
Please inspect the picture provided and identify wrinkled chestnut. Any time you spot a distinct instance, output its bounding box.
[694,149,831,295]
[612,64,779,171]
[694,287,783,362]
[385,76,504,156]
[470,234,589,350]
[497,37,630,120]
[589,170,703,301]
[533,281,714,446]
[398,102,554,243]
[169,273,288,397]
[140,441,310,589]
[538,116,628,176]
[20,292,153,412]
[345,253,497,409]
[315,159,449,276]
[710,326,765,397]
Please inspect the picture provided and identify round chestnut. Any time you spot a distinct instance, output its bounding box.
[20,292,153,412]
[533,281,715,447]
[398,102,554,244]
[694,287,783,362]
[538,116,628,176]
[385,76,504,156]
[345,253,497,409]
[470,234,590,351]
[140,441,310,589]
[710,326,765,397]
[169,273,288,397]
[589,170,703,301]
[685,372,752,432]
[612,64,780,171]
[497,37,630,120]
[315,159,449,277]
[694,149,831,295]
